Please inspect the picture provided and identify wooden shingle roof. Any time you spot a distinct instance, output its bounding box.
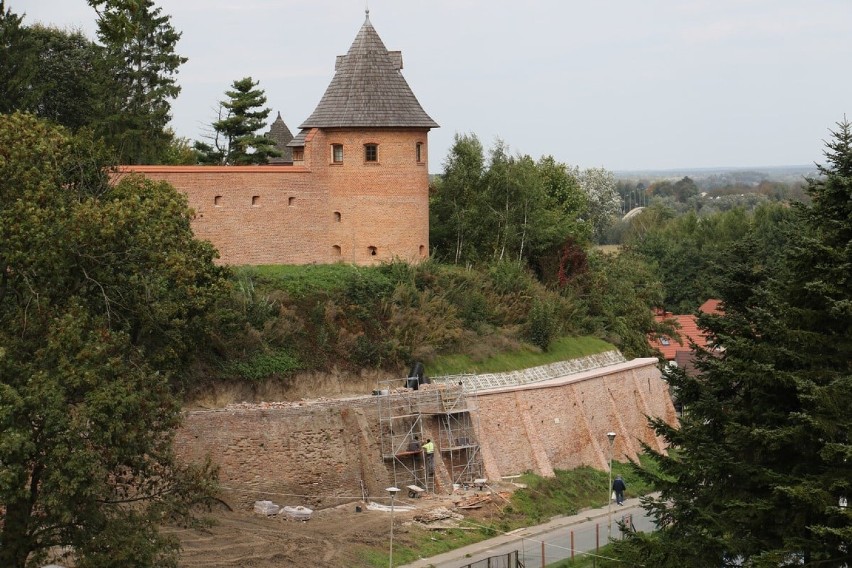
[300,12,438,129]
[265,112,294,163]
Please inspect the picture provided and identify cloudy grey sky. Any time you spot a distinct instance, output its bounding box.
[11,0,852,172]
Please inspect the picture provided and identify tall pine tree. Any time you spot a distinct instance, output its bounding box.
[89,0,186,164]
[609,120,852,567]
[0,0,37,114]
[194,77,280,165]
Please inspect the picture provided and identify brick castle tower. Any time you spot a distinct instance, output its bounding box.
[121,11,437,266]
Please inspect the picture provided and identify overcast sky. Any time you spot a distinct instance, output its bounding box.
[11,0,852,172]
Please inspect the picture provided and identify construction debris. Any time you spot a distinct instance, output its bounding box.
[410,507,465,530]
[281,505,313,521]
[366,501,415,513]
[453,491,511,510]
[254,500,280,516]
[413,507,464,524]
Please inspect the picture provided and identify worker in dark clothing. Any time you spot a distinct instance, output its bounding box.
[612,475,626,506]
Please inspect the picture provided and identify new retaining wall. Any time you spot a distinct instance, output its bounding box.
[175,357,675,508]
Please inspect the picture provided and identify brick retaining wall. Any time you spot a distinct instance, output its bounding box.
[175,358,675,509]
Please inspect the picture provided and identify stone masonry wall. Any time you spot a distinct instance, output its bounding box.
[174,358,676,509]
[175,397,394,510]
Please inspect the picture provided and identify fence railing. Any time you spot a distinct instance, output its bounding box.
[459,549,522,568]
[457,512,638,568]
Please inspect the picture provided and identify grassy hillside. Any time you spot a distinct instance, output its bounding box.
[189,258,663,391]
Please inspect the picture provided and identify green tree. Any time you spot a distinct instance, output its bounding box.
[0,0,37,114]
[0,113,224,568]
[567,250,668,358]
[89,0,186,164]
[431,136,590,270]
[429,133,486,263]
[627,203,795,313]
[162,131,199,165]
[611,120,852,566]
[578,166,620,242]
[24,24,107,130]
[195,77,280,165]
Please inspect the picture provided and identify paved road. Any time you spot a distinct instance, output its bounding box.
[399,495,656,568]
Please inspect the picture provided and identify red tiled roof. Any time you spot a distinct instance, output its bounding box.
[649,314,712,360]
[649,299,723,360]
[699,298,723,315]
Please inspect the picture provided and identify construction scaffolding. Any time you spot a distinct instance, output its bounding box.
[376,380,483,493]
[436,406,482,487]
[376,380,429,493]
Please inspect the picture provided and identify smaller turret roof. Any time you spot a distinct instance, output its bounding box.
[265,112,294,163]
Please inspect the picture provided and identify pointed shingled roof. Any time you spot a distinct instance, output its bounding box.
[265,111,294,163]
[300,13,438,129]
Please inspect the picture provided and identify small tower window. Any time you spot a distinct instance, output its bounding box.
[364,143,378,162]
[288,196,296,207]
[214,195,222,206]
[332,245,341,256]
[332,144,343,163]
[252,195,260,206]
[419,245,426,256]
[368,246,377,256]
[334,211,342,222]
[416,142,423,163]
[292,148,304,161]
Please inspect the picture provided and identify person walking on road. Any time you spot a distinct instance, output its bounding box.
[612,475,626,505]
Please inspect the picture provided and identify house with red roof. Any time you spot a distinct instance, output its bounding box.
[649,299,723,372]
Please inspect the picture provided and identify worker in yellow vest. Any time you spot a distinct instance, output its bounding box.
[422,438,435,475]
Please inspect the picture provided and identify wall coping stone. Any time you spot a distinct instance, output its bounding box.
[430,350,629,392]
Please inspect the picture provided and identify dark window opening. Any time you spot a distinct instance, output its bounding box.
[332,144,343,163]
[365,143,378,162]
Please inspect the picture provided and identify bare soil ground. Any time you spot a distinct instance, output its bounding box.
[176,371,511,566]
[171,488,511,567]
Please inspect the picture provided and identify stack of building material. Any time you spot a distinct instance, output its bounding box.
[282,505,313,521]
[253,500,280,516]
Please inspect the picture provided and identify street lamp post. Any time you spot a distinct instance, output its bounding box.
[386,486,400,568]
[606,431,616,540]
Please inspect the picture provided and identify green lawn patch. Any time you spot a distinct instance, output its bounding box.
[235,263,364,296]
[426,336,615,377]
